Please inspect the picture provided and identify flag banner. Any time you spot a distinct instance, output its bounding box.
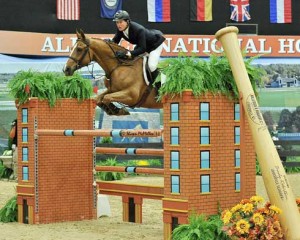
[147,0,171,22]
[57,0,80,20]
[230,0,251,22]
[190,0,212,22]
[270,0,292,23]
[100,0,122,19]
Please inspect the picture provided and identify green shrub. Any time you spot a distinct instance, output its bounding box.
[0,196,17,223]
[0,158,13,179]
[96,157,125,181]
[100,137,113,144]
[157,54,265,101]
[172,213,229,240]
[8,70,92,107]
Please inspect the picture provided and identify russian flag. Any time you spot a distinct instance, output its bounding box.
[270,0,292,23]
[147,0,171,22]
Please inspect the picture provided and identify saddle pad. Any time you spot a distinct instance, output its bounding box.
[143,56,150,86]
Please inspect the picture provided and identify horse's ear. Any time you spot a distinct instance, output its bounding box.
[76,29,81,39]
[79,29,86,41]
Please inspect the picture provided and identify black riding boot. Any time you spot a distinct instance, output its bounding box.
[151,69,160,89]
[151,69,159,82]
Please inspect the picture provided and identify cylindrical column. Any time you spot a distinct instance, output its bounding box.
[215,26,300,240]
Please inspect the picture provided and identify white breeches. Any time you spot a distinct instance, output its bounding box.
[148,43,163,72]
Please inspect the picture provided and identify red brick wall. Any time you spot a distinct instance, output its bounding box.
[17,98,97,223]
[163,92,256,217]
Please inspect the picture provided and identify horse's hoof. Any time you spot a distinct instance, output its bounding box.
[118,108,130,116]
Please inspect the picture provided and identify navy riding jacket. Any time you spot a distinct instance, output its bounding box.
[112,21,165,57]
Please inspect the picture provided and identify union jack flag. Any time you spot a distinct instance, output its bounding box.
[230,0,251,22]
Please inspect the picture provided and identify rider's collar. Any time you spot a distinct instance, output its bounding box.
[123,26,129,38]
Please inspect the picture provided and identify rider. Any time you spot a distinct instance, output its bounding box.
[111,10,165,86]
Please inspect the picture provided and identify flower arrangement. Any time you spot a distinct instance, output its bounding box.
[221,196,284,240]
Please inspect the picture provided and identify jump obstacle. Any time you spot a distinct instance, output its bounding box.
[16,94,257,240]
[36,129,162,137]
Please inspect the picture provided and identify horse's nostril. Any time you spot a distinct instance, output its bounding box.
[63,66,71,75]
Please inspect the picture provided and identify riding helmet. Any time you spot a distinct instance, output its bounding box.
[113,10,130,21]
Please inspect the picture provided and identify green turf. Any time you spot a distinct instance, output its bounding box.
[258,88,300,107]
[0,110,17,139]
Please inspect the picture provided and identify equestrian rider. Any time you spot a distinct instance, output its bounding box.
[111,10,165,85]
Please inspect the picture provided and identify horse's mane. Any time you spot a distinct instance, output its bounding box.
[91,37,127,51]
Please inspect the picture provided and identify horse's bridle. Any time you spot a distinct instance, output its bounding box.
[68,39,92,70]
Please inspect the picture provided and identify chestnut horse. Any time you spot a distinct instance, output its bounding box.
[63,30,162,115]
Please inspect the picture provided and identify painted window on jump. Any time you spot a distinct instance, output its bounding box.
[235,172,241,191]
[22,108,28,123]
[171,103,179,121]
[171,175,180,193]
[200,150,210,169]
[22,127,28,142]
[171,217,179,232]
[200,175,210,193]
[22,147,28,162]
[200,127,210,144]
[234,103,240,121]
[22,166,29,181]
[171,127,179,145]
[234,126,240,144]
[171,151,180,169]
[200,102,210,120]
[235,149,240,167]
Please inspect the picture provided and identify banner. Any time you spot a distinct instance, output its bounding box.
[190,0,212,22]
[3,31,300,58]
[57,0,80,20]
[147,0,171,22]
[100,0,122,19]
[270,0,292,23]
[230,0,251,22]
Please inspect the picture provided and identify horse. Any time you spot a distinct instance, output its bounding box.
[63,29,163,115]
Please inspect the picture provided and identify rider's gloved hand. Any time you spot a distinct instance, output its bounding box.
[116,51,131,59]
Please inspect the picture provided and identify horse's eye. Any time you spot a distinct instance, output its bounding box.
[77,48,83,53]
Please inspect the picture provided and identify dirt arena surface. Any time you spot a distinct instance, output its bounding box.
[0,174,299,240]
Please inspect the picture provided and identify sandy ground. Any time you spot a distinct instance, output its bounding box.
[0,174,299,240]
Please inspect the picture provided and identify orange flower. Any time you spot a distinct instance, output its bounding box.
[222,196,285,240]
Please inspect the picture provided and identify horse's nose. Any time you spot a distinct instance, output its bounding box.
[63,66,72,76]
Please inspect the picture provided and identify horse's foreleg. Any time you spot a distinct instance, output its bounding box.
[96,90,133,116]
[101,91,137,115]
[102,91,136,107]
[94,89,109,105]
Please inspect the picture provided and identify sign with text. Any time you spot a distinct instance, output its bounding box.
[1,30,300,57]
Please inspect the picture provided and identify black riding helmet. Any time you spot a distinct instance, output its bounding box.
[113,10,130,22]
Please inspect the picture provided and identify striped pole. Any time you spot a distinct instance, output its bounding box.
[95,147,164,156]
[95,166,164,175]
[36,129,163,138]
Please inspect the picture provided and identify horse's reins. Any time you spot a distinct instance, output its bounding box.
[103,39,142,80]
